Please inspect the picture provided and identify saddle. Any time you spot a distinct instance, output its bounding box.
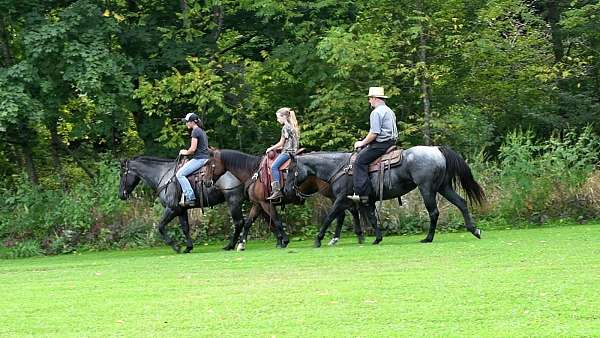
[175,158,213,208]
[347,145,403,175]
[259,148,306,198]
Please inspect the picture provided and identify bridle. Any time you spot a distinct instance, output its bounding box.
[120,160,135,199]
[287,156,350,199]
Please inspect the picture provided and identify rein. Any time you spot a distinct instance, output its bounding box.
[155,154,181,196]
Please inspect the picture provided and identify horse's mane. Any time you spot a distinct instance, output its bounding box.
[132,155,175,163]
[219,149,261,172]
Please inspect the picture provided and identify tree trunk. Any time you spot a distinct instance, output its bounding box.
[49,122,68,191]
[212,4,223,47]
[0,15,14,67]
[22,145,38,185]
[419,25,432,146]
[546,0,564,63]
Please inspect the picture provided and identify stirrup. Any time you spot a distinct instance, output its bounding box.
[267,191,283,200]
[347,194,368,203]
[347,194,361,202]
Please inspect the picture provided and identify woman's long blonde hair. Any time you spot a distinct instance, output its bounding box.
[276,107,300,137]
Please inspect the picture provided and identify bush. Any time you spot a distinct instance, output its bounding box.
[496,127,599,222]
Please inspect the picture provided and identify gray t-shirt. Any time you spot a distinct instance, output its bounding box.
[369,104,398,142]
[191,127,209,159]
[282,123,299,153]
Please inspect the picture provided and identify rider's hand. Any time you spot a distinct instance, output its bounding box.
[265,147,272,154]
[354,141,363,149]
[179,149,188,155]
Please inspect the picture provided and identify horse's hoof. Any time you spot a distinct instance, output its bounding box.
[171,244,181,253]
[372,238,382,245]
[223,244,235,251]
[314,239,322,248]
[183,247,193,253]
[357,235,365,244]
[328,237,340,246]
[473,228,482,239]
[236,243,245,251]
[280,240,289,249]
[420,238,433,243]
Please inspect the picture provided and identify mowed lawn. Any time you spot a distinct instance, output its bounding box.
[1,224,599,337]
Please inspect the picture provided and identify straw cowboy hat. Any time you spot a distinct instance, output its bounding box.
[367,87,389,99]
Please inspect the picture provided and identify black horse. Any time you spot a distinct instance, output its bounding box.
[118,156,246,253]
[205,149,365,250]
[284,146,485,246]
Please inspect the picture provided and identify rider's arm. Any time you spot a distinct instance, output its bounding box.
[354,132,378,149]
[180,137,198,155]
[266,135,285,153]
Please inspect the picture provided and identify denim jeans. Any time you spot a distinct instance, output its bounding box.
[271,152,291,183]
[176,158,207,200]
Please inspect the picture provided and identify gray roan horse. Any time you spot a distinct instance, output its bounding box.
[284,146,485,246]
[118,156,245,253]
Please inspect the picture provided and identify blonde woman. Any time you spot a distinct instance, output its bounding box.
[266,107,300,200]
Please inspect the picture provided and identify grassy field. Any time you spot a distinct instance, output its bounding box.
[1,224,599,337]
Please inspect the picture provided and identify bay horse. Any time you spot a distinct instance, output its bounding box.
[284,146,485,246]
[205,149,364,250]
[118,156,245,253]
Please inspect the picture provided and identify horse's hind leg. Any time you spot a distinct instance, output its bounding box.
[223,199,245,251]
[260,211,283,248]
[418,185,440,243]
[439,184,481,239]
[158,207,180,253]
[178,211,193,253]
[237,204,261,251]
[260,201,289,249]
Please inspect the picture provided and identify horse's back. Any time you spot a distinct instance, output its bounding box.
[401,146,446,182]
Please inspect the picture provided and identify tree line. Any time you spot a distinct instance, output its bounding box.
[1,0,599,188]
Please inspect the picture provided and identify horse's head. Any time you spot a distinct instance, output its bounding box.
[283,154,308,199]
[203,149,227,184]
[119,159,141,200]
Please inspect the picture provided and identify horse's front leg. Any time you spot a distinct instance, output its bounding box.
[350,207,365,244]
[158,207,180,253]
[361,203,382,245]
[178,210,193,253]
[316,198,351,248]
[329,212,345,246]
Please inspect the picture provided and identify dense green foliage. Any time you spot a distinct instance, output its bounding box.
[1,225,599,336]
[1,0,599,254]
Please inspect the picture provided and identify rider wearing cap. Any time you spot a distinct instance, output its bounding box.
[348,87,398,203]
[176,113,209,207]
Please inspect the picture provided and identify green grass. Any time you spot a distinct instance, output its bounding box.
[1,225,599,337]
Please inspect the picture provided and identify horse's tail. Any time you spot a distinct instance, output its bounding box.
[438,146,485,206]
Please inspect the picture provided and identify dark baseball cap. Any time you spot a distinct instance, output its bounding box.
[182,113,199,122]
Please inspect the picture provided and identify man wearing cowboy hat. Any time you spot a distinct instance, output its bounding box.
[348,87,398,203]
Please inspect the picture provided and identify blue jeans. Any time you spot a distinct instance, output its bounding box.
[176,158,207,200]
[271,152,290,183]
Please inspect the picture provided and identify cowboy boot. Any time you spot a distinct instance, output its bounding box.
[267,181,283,200]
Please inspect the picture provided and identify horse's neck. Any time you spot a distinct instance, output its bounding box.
[131,160,174,190]
[303,153,350,180]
